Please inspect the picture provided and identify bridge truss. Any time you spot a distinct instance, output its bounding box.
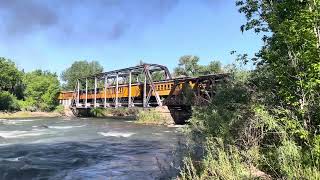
[69,63,229,110]
[72,63,172,108]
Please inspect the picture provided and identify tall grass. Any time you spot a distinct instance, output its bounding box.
[136,109,169,125]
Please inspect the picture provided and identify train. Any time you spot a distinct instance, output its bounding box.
[58,73,228,108]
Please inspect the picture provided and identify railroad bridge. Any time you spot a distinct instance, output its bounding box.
[58,63,228,123]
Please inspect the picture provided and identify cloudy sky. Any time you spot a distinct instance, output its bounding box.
[0,0,262,75]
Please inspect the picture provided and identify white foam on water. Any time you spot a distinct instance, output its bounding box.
[0,130,48,138]
[1,121,17,125]
[98,132,135,138]
[0,157,22,162]
[16,119,35,122]
[0,143,13,146]
[154,132,162,135]
[0,119,35,125]
[49,125,86,129]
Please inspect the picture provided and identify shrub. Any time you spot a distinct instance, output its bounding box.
[54,105,65,114]
[0,91,20,111]
[18,98,37,112]
[136,109,167,125]
[180,67,320,179]
[180,138,252,180]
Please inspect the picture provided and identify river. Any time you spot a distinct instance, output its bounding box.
[0,117,184,180]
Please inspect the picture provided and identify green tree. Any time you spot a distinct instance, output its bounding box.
[180,1,320,179]
[61,60,103,90]
[237,0,320,130]
[174,55,222,77]
[23,70,60,111]
[174,55,202,77]
[203,61,222,75]
[236,0,320,177]
[0,57,22,94]
[0,91,20,111]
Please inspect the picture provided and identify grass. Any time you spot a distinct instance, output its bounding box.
[0,111,62,119]
[90,107,140,117]
[136,108,173,125]
[89,107,174,125]
[179,138,263,180]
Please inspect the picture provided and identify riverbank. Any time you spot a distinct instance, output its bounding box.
[0,107,179,126]
[88,106,176,125]
[0,111,63,119]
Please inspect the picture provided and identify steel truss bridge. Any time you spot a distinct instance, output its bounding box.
[58,63,228,120]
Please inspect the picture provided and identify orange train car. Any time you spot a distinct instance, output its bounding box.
[58,80,196,107]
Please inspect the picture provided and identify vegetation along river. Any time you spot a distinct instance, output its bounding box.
[0,118,184,179]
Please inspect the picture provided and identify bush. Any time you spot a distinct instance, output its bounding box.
[54,105,65,114]
[180,138,252,180]
[17,98,37,112]
[0,91,20,111]
[180,67,320,179]
[136,109,169,125]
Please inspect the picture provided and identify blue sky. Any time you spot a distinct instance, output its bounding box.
[0,0,263,76]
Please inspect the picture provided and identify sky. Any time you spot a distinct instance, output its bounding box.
[0,0,263,76]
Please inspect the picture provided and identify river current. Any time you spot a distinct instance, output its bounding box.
[0,118,183,180]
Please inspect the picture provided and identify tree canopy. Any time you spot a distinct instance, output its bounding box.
[61,60,103,90]
[237,0,320,127]
[0,57,22,94]
[173,55,222,77]
[23,70,60,111]
[180,1,320,179]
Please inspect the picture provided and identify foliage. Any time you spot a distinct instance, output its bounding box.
[22,70,60,111]
[152,71,165,81]
[136,109,171,125]
[0,91,20,111]
[0,57,22,95]
[90,108,105,117]
[173,55,222,77]
[180,138,252,180]
[237,0,320,131]
[90,108,139,117]
[54,105,65,114]
[18,98,37,112]
[181,62,320,179]
[61,60,103,90]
